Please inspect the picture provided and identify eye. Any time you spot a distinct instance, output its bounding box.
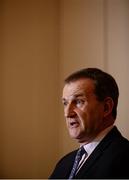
[62,100,68,107]
[75,99,85,106]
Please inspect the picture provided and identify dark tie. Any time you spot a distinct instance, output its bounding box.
[68,146,86,179]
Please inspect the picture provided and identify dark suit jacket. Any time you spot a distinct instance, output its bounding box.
[49,126,129,179]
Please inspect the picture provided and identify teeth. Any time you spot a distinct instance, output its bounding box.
[70,122,77,126]
[71,122,75,125]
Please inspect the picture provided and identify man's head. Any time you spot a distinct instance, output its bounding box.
[62,68,119,144]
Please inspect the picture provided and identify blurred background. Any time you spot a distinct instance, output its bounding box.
[0,0,129,178]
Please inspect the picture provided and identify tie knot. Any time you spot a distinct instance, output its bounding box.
[79,146,85,156]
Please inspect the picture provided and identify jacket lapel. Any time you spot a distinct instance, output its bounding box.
[75,126,122,178]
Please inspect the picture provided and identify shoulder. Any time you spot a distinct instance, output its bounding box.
[94,126,129,160]
[112,126,129,148]
[103,126,129,145]
[103,126,129,159]
[56,149,77,165]
[49,149,78,179]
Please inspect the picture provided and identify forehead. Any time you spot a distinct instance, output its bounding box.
[62,78,95,99]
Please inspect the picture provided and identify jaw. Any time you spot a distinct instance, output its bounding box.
[68,126,81,139]
[68,126,98,144]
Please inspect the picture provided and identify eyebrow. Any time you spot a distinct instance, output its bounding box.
[62,93,86,101]
[74,93,85,98]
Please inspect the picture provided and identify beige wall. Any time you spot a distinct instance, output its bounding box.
[0,0,59,178]
[106,0,129,137]
[0,0,129,178]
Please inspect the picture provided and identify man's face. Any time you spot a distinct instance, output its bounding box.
[62,78,105,144]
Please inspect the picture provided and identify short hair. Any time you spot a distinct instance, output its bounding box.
[65,68,119,119]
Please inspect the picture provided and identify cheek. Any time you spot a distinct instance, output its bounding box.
[77,110,88,127]
[87,107,104,128]
[79,107,95,125]
[74,108,86,121]
[75,105,96,127]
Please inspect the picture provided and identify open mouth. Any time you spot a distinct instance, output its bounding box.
[70,121,79,128]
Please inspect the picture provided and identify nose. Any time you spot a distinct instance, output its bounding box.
[64,103,76,118]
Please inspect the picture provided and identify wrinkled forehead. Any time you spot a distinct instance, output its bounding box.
[62,79,95,99]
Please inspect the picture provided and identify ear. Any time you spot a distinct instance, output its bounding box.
[103,97,114,117]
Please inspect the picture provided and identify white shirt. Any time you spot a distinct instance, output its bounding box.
[76,125,114,173]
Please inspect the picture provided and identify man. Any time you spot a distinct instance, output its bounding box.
[49,68,129,179]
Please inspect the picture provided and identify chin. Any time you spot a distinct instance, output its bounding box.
[69,131,82,140]
[69,131,90,143]
[69,132,79,139]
